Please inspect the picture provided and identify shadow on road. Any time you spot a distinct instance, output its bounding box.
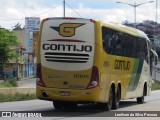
[119,100,138,109]
[37,100,139,117]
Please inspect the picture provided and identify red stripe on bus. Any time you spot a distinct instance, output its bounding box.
[47,39,85,42]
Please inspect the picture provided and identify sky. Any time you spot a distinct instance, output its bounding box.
[0,0,159,29]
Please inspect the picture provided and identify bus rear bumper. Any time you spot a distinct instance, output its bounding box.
[36,85,100,103]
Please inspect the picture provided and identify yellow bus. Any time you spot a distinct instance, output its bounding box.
[36,17,152,110]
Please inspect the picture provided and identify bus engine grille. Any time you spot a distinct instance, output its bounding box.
[44,52,89,63]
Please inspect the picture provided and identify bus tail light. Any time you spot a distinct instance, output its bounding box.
[44,18,49,21]
[90,19,95,23]
[87,66,99,89]
[37,63,45,87]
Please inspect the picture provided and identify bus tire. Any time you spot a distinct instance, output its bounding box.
[137,87,145,104]
[98,87,113,111]
[53,101,77,110]
[106,87,113,110]
[67,103,78,110]
[112,86,120,109]
[53,101,64,110]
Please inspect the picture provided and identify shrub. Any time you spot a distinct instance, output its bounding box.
[0,78,17,88]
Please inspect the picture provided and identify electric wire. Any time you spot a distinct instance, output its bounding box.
[0,1,83,22]
[0,4,60,21]
[65,1,83,18]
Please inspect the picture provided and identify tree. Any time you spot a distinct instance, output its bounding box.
[0,28,19,80]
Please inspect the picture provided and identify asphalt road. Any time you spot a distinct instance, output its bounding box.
[0,90,160,120]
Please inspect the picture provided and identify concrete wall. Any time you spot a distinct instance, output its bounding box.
[0,88,36,94]
[13,29,25,48]
[152,64,160,81]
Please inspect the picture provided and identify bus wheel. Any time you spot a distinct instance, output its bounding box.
[112,86,120,109]
[53,101,77,110]
[106,87,113,110]
[53,101,64,110]
[137,87,145,104]
[98,88,113,111]
[67,102,78,110]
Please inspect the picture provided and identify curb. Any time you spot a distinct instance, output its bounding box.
[0,87,36,94]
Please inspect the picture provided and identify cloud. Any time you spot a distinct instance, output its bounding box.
[0,0,159,29]
[66,3,156,24]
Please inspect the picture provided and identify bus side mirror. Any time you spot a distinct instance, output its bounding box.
[150,49,158,65]
[155,57,158,65]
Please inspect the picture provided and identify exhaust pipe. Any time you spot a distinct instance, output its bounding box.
[41,90,48,97]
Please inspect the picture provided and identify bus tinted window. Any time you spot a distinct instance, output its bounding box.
[102,27,148,61]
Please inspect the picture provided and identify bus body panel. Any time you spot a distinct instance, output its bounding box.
[36,85,101,102]
[40,18,95,89]
[101,24,151,99]
[37,18,151,105]
[125,60,151,98]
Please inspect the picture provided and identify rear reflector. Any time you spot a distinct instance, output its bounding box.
[90,19,95,23]
[87,66,99,89]
[36,63,45,87]
[44,18,49,21]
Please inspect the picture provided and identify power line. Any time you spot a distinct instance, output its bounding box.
[32,4,60,17]
[65,1,83,18]
[0,4,60,21]
[0,18,24,21]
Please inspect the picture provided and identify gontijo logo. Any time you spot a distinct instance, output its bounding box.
[43,23,92,63]
[50,23,85,37]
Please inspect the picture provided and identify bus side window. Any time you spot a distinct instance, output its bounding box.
[122,35,129,57]
[113,33,123,56]
[102,27,113,54]
[102,27,108,52]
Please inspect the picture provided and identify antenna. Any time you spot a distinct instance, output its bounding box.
[63,0,65,17]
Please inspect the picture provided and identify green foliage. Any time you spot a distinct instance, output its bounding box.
[152,80,160,90]
[0,78,18,88]
[0,28,19,66]
[0,93,36,102]
[0,81,13,88]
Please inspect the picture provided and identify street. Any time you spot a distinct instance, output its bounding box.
[0,90,160,120]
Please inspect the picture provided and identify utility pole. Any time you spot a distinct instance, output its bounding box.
[63,0,65,17]
[153,0,158,80]
[156,0,158,23]
[117,1,154,28]
[134,2,136,28]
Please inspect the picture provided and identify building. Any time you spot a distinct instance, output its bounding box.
[0,27,26,79]
[2,26,26,79]
[124,20,160,48]
[124,20,160,81]
[12,27,26,78]
[32,31,39,76]
[32,31,39,56]
[13,27,25,48]
[3,45,25,79]
[24,17,40,77]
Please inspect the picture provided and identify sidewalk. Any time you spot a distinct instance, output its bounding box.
[17,77,36,88]
[0,77,36,88]
[0,77,36,94]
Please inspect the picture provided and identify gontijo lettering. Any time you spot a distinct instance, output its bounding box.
[114,60,130,70]
[43,44,92,52]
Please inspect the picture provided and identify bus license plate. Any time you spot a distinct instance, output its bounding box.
[60,91,71,96]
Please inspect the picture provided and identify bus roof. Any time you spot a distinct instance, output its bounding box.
[102,22,150,42]
[41,17,150,42]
